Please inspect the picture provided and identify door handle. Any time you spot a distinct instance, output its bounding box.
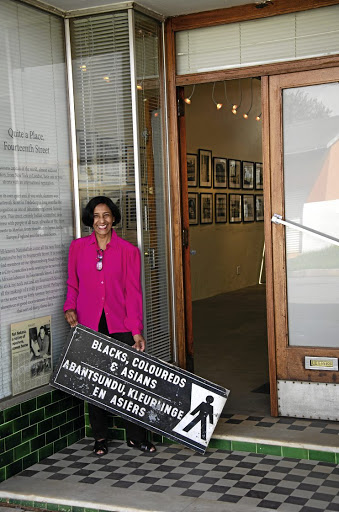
[144,248,156,270]
[271,214,339,247]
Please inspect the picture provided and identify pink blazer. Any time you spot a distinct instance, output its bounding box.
[64,231,143,336]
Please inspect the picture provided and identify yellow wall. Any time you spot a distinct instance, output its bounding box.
[185,79,264,301]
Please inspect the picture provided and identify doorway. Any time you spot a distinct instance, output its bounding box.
[182,78,269,416]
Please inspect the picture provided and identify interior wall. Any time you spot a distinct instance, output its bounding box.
[185,79,264,301]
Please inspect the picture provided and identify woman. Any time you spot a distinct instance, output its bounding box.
[64,196,156,456]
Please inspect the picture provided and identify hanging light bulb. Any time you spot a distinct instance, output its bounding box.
[256,113,262,121]
[212,82,223,110]
[103,76,110,82]
[137,83,143,91]
[184,84,195,104]
[229,80,242,114]
[80,64,87,71]
[243,78,253,119]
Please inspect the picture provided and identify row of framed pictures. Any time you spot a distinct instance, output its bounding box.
[187,150,263,190]
[189,192,264,225]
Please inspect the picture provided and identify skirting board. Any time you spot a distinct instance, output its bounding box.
[277,380,339,421]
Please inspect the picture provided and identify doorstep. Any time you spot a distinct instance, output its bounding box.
[210,413,339,463]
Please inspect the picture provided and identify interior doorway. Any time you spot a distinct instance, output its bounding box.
[182,78,269,416]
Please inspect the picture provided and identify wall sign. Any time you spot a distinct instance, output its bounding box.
[51,325,229,453]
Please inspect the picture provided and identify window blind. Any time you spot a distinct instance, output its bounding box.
[71,12,136,243]
[176,5,339,75]
[135,12,172,361]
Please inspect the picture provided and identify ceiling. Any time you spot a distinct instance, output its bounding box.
[40,0,253,17]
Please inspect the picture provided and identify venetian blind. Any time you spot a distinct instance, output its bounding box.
[176,5,339,75]
[134,12,172,361]
[70,12,136,244]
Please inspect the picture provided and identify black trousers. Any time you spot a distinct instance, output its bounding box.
[88,311,147,443]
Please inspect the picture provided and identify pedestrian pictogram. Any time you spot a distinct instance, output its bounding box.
[183,395,214,440]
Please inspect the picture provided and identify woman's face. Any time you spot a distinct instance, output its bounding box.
[93,203,114,237]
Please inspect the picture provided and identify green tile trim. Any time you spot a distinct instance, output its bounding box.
[231,440,257,453]
[52,389,67,402]
[6,459,23,479]
[30,434,46,452]
[336,453,339,465]
[256,443,282,456]
[14,441,31,460]
[29,408,45,425]
[4,404,21,422]
[0,422,14,438]
[34,503,48,509]
[39,442,54,461]
[37,392,52,408]
[20,500,35,508]
[23,450,39,470]
[0,467,5,483]
[21,398,37,415]
[13,414,29,432]
[309,449,336,463]
[47,503,59,511]
[5,432,21,451]
[282,446,309,460]
[58,504,72,512]
[0,449,14,467]
[208,438,231,450]
[46,402,60,418]
[38,418,53,435]
[22,424,38,443]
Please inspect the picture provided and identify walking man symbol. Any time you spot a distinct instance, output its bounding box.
[183,395,214,440]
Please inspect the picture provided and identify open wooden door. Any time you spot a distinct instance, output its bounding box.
[268,67,339,419]
[177,86,194,372]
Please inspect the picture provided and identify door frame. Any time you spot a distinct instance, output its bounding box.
[165,5,339,417]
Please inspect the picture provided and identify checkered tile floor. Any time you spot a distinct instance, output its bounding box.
[220,414,339,436]
[19,439,339,511]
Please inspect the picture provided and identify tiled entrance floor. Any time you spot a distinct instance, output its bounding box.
[1,438,339,512]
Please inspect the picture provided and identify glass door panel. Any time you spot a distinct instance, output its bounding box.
[283,83,339,348]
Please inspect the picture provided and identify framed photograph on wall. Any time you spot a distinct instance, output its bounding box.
[215,193,227,223]
[188,193,199,225]
[213,157,227,188]
[228,159,241,189]
[255,162,263,190]
[229,194,242,223]
[199,149,212,188]
[200,193,213,224]
[187,154,198,187]
[242,161,254,189]
[256,194,264,221]
[243,194,255,222]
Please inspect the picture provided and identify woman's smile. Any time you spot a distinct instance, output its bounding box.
[93,204,114,237]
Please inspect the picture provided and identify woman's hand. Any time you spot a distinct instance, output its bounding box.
[65,309,78,328]
[132,334,145,352]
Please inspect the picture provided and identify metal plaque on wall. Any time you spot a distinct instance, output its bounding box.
[51,325,229,453]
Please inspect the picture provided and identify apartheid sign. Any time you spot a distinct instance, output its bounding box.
[51,325,229,453]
